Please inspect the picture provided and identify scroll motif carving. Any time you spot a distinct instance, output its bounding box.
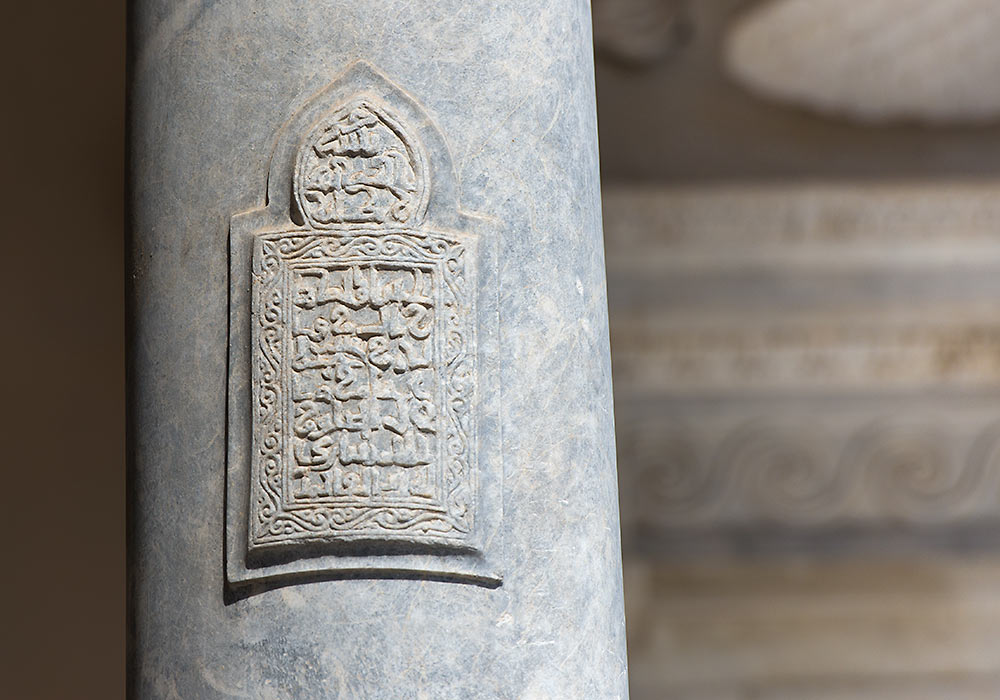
[621,419,1000,528]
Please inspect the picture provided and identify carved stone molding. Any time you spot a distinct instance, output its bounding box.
[227,62,501,586]
[605,183,1000,547]
[618,414,1000,529]
[613,321,1000,395]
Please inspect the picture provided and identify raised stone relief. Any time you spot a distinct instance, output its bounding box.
[294,100,428,227]
[619,416,1000,528]
[227,62,500,586]
[252,231,476,550]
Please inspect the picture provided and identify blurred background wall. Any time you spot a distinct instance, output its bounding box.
[592,1,1000,698]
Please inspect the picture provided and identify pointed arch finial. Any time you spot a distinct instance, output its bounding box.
[294,98,429,228]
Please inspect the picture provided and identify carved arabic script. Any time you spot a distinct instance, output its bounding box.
[291,263,437,487]
[294,100,427,227]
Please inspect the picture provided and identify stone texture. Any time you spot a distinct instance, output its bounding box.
[129,2,626,697]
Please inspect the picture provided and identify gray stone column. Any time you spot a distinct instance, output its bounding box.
[128,1,627,697]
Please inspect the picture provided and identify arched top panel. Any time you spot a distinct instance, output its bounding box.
[294,99,429,228]
[259,61,461,230]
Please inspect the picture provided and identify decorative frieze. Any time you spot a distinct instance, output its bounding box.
[606,184,1000,542]
[617,411,1000,529]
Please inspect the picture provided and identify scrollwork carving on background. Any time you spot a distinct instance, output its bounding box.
[623,419,1000,528]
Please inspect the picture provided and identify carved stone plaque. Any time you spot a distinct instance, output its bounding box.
[252,232,476,550]
[227,62,500,586]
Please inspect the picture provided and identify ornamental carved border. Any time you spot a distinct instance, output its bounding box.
[293,99,430,229]
[227,61,500,587]
[251,231,477,550]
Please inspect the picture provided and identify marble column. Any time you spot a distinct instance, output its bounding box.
[128,1,627,697]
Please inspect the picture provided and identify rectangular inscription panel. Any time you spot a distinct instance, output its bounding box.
[251,232,477,553]
[228,63,500,586]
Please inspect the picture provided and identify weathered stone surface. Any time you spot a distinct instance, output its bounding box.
[129,2,626,697]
